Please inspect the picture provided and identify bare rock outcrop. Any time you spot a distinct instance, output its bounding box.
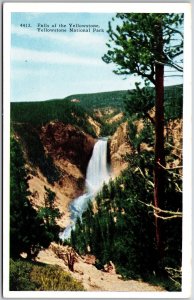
[103,261,116,274]
[88,116,101,137]
[109,122,132,177]
[107,112,124,124]
[40,121,96,175]
[82,255,96,265]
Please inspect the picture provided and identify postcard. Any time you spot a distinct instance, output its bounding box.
[3,2,192,299]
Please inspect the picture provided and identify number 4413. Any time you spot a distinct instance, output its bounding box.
[20,24,31,28]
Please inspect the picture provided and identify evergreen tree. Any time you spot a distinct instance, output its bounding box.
[102,13,183,257]
[38,187,61,242]
[71,168,157,279]
[10,137,59,259]
[124,82,155,125]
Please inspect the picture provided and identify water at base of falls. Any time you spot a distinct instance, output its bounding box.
[60,138,110,240]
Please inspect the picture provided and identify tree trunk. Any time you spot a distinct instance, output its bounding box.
[154,21,166,260]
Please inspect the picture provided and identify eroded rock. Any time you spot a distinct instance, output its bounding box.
[109,122,132,177]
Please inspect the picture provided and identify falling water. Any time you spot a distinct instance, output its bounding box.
[86,138,110,194]
[60,138,110,240]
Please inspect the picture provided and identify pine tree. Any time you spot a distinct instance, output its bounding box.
[38,187,61,241]
[10,137,58,259]
[102,13,183,258]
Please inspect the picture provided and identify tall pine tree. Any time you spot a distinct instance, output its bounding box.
[102,13,183,257]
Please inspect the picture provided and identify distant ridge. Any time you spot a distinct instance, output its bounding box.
[11,84,183,105]
[11,84,183,127]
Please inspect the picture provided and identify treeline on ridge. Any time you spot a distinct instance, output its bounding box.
[11,84,183,128]
[11,99,96,137]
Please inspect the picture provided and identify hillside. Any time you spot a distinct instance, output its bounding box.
[11,84,183,125]
[36,243,165,292]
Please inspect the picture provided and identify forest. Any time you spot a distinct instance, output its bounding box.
[9,12,183,292]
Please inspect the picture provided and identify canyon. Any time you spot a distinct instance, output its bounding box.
[25,113,182,231]
[27,116,131,229]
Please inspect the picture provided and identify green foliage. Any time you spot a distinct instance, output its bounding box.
[126,119,182,275]
[70,115,182,285]
[164,85,183,120]
[10,137,42,258]
[124,82,155,120]
[11,91,129,139]
[10,137,60,259]
[11,85,182,139]
[146,273,181,292]
[64,90,127,110]
[11,99,96,137]
[30,264,84,291]
[38,187,61,242]
[10,259,85,291]
[71,167,157,279]
[39,187,61,225]
[103,13,183,81]
[10,259,36,291]
[124,84,183,124]
[100,119,125,137]
[71,153,182,286]
[128,119,155,152]
[71,129,157,278]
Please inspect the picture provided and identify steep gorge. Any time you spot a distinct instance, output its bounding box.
[25,115,131,229]
[15,121,96,228]
[17,113,182,231]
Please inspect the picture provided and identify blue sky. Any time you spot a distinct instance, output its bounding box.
[11,13,183,102]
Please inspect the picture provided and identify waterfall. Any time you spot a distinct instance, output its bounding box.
[60,138,110,240]
[86,138,110,194]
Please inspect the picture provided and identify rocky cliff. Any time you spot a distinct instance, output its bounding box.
[27,121,96,228]
[109,122,132,177]
[40,121,95,175]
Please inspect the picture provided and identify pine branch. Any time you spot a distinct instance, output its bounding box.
[166,50,183,58]
[174,182,182,193]
[166,61,183,72]
[175,154,182,160]
[165,267,182,287]
[156,161,182,179]
[136,63,156,85]
[139,200,182,215]
[165,267,182,276]
[138,200,182,219]
[135,167,154,188]
[145,112,155,125]
[155,59,183,72]
[165,25,184,38]
[157,161,182,170]
[164,75,183,77]
[154,212,182,220]
[165,142,182,152]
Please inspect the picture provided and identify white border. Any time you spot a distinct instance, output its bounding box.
[3,2,192,299]
[2,2,192,13]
